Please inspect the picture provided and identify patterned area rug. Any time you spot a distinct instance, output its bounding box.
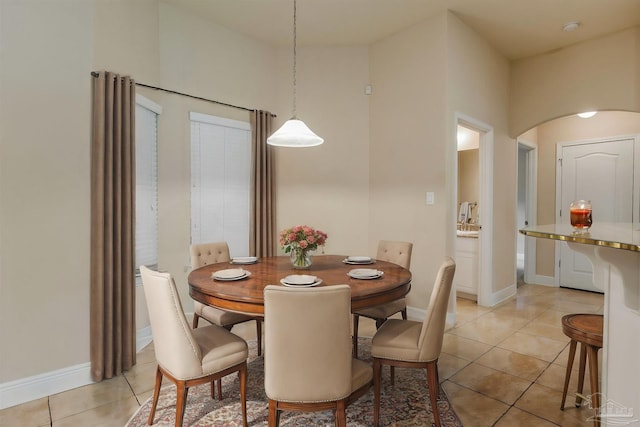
[126,339,463,426]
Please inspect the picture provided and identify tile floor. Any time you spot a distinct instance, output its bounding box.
[0,283,603,426]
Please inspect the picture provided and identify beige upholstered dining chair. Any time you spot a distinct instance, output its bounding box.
[264,285,373,427]
[352,240,413,358]
[140,266,248,427]
[371,257,455,427]
[190,242,263,357]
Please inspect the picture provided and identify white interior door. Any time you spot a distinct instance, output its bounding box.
[557,137,636,292]
[517,141,537,285]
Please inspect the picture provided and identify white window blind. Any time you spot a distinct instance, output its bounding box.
[190,112,251,257]
[135,95,161,273]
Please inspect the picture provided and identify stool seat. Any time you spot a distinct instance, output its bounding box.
[560,313,604,426]
[562,314,603,348]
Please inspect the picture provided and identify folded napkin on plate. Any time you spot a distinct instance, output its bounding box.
[348,268,383,279]
[213,268,246,279]
[282,274,317,285]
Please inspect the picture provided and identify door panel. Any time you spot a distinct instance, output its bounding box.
[558,138,635,292]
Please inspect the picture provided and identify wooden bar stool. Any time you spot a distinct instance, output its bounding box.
[560,314,603,424]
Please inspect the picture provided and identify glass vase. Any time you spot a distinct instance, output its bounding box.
[290,248,312,269]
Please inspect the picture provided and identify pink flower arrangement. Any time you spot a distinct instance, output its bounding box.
[279,225,328,255]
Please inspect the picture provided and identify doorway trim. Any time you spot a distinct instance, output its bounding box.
[516,139,538,285]
[455,112,494,307]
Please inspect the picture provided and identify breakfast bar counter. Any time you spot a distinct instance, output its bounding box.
[520,223,640,425]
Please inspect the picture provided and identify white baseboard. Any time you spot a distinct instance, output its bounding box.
[1,326,155,410]
[489,283,517,306]
[136,325,153,352]
[533,275,556,286]
[406,305,426,322]
[408,305,458,330]
[0,362,94,410]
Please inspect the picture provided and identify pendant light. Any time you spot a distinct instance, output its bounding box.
[267,0,324,147]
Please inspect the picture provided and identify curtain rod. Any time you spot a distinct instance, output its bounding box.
[90,71,274,116]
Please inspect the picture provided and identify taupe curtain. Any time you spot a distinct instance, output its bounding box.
[250,110,277,257]
[90,71,136,382]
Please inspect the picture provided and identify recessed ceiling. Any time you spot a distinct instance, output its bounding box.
[163,0,640,59]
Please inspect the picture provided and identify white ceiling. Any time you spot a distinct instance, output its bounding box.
[164,0,640,59]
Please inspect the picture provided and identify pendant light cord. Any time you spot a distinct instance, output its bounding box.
[292,0,297,119]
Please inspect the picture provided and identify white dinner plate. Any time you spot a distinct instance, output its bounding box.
[231,256,258,265]
[348,268,384,279]
[342,257,375,265]
[347,256,372,263]
[212,268,250,281]
[281,274,317,285]
[280,278,323,288]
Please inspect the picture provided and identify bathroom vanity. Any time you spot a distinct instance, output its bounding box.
[455,228,479,298]
[520,223,640,425]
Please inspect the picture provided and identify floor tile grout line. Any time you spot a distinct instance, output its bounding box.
[47,396,52,426]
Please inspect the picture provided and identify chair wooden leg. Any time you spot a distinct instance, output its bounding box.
[390,366,395,386]
[587,346,600,427]
[336,400,346,427]
[373,358,382,427]
[561,340,577,410]
[426,361,441,427]
[352,314,360,358]
[375,318,386,329]
[256,319,263,357]
[576,343,587,407]
[209,378,222,400]
[268,399,278,427]
[239,363,248,427]
[192,313,200,329]
[148,366,163,425]
[174,382,189,427]
[401,308,407,320]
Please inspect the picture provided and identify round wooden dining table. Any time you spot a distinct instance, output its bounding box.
[188,255,412,316]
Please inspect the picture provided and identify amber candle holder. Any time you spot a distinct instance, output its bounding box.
[569,200,592,232]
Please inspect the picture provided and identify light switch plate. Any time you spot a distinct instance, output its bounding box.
[426,192,435,205]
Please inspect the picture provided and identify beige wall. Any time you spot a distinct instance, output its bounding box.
[0,0,369,386]
[446,12,514,296]
[273,45,371,258]
[1,0,95,381]
[0,0,279,384]
[368,11,513,308]
[535,111,640,276]
[155,2,278,308]
[369,14,448,308]
[511,27,640,137]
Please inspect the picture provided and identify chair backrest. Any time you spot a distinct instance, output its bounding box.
[376,240,413,270]
[264,285,353,402]
[417,257,456,361]
[140,266,203,379]
[190,241,231,269]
